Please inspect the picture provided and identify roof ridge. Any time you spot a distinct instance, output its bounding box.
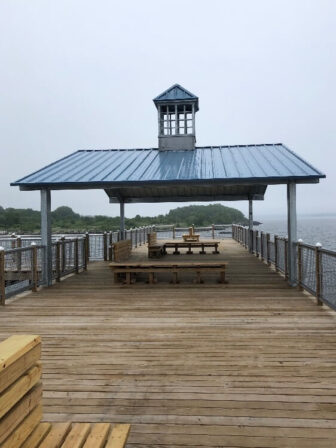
[153,84,198,102]
[76,144,284,152]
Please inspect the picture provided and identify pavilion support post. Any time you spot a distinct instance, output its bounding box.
[287,182,297,286]
[248,199,253,253]
[41,189,52,286]
[120,201,125,240]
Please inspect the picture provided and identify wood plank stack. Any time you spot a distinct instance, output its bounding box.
[0,335,42,448]
[0,335,131,448]
[112,240,132,262]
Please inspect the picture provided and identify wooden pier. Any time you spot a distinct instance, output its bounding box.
[1,239,336,447]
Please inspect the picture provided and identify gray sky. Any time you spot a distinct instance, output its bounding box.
[1,0,335,220]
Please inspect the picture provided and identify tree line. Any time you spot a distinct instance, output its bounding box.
[0,203,248,233]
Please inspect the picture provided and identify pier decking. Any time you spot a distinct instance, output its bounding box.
[1,239,336,447]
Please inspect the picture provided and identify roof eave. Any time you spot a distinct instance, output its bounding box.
[12,174,324,191]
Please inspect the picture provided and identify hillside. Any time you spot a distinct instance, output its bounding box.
[0,204,248,233]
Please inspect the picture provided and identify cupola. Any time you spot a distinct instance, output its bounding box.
[153,84,199,150]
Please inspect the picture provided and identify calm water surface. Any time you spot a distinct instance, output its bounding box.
[258,217,336,251]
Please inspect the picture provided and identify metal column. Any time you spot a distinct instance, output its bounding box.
[120,201,125,240]
[41,189,52,286]
[287,182,297,286]
[248,199,253,253]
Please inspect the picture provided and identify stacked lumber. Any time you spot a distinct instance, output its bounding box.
[112,240,132,262]
[23,422,131,448]
[0,335,42,448]
[0,335,131,448]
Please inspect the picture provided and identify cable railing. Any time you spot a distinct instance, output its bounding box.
[0,226,155,304]
[0,238,86,305]
[154,224,232,240]
[0,226,155,263]
[232,224,336,311]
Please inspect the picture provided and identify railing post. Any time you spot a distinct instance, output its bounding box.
[260,231,264,260]
[266,233,271,266]
[85,232,90,264]
[83,239,87,271]
[212,224,215,239]
[172,225,176,239]
[297,239,303,290]
[17,236,22,272]
[75,238,79,274]
[135,228,138,248]
[61,237,66,274]
[103,232,107,261]
[274,235,278,272]
[31,243,38,292]
[56,240,61,281]
[315,243,323,306]
[0,247,5,305]
[11,233,16,249]
[285,238,288,280]
[255,231,259,257]
[109,231,113,260]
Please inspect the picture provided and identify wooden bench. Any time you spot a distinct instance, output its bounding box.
[110,262,228,285]
[147,233,164,258]
[112,240,132,262]
[182,227,200,242]
[163,241,220,255]
[0,335,131,448]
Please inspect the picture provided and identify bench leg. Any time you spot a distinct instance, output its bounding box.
[195,270,204,284]
[199,244,206,255]
[171,271,179,284]
[148,272,154,284]
[114,272,119,283]
[213,244,220,254]
[173,244,180,255]
[126,272,131,285]
[187,244,193,255]
[219,269,228,284]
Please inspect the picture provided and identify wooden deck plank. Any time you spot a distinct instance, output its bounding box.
[20,422,52,448]
[82,423,111,448]
[105,424,131,448]
[2,403,42,448]
[61,422,91,448]
[37,422,72,448]
[0,239,336,447]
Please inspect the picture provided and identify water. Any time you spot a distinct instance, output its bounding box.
[257,216,336,251]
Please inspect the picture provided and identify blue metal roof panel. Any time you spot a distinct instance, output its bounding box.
[12,144,325,188]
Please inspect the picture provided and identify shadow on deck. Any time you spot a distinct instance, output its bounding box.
[1,239,336,447]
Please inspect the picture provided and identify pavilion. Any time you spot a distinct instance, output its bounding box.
[11,84,325,286]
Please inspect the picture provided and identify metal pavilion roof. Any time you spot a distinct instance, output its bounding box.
[11,144,325,203]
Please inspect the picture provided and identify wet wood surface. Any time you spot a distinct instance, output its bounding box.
[1,239,336,447]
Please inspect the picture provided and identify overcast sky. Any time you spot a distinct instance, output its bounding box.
[0,0,335,220]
